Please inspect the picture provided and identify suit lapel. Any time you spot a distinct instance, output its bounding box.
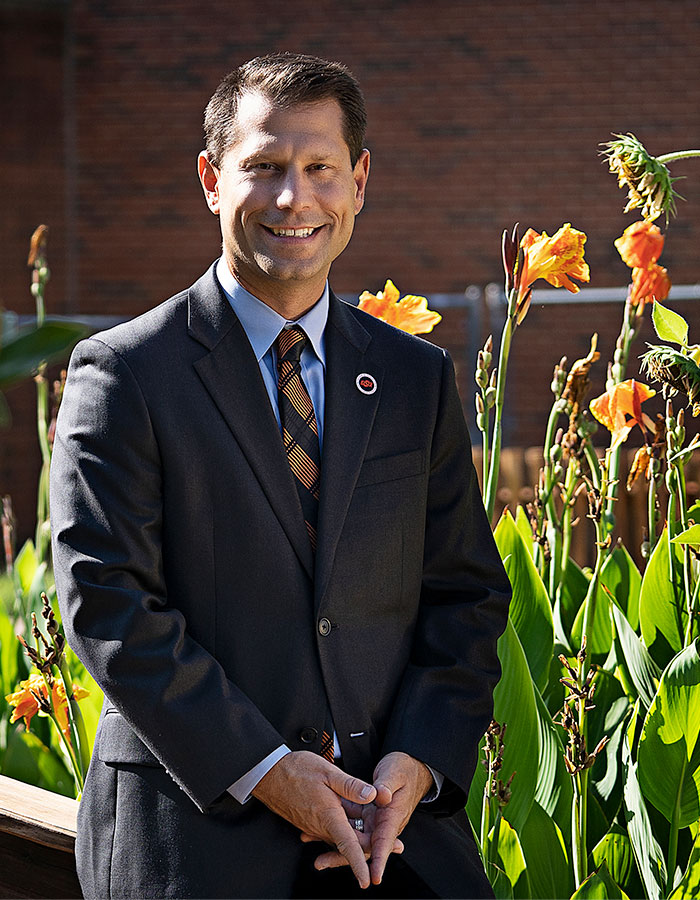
[188,267,314,579]
[316,294,383,605]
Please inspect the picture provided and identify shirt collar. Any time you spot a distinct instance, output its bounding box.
[215,257,328,365]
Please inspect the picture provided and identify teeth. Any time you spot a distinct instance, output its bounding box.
[270,227,316,237]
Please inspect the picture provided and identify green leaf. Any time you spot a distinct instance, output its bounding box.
[672,524,700,548]
[571,547,641,656]
[669,833,700,898]
[592,824,636,898]
[588,676,629,823]
[467,619,538,835]
[571,860,630,898]
[494,816,528,896]
[519,799,573,899]
[495,510,554,691]
[514,505,535,559]
[0,321,86,389]
[652,301,689,347]
[639,527,686,670]
[0,604,20,706]
[555,559,590,652]
[533,682,573,833]
[638,639,700,828]
[611,601,662,711]
[14,540,38,596]
[64,645,103,751]
[622,729,667,899]
[1,727,75,797]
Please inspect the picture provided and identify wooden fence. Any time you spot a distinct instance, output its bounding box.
[474,446,700,569]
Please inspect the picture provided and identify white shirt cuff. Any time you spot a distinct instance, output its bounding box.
[227,745,291,804]
[421,765,444,803]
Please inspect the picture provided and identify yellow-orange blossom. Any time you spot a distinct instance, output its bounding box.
[519,224,590,297]
[590,379,656,449]
[358,280,442,335]
[6,672,89,740]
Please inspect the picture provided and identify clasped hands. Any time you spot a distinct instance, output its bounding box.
[252,749,433,889]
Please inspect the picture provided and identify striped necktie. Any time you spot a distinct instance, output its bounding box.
[275,326,321,552]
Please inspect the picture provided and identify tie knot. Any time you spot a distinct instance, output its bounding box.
[276,326,307,364]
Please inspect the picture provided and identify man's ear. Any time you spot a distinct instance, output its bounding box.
[198,151,221,215]
[353,148,370,215]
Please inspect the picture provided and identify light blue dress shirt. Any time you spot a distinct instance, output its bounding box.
[215,257,327,449]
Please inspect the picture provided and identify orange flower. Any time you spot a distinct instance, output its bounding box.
[590,379,656,448]
[518,223,590,299]
[614,220,664,270]
[6,672,89,739]
[628,264,671,307]
[358,280,442,335]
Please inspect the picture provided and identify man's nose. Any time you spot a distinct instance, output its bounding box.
[275,170,311,211]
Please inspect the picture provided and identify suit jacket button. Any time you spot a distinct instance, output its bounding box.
[318,617,332,636]
[300,727,318,744]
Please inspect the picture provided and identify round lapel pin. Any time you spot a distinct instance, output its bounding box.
[356,373,377,395]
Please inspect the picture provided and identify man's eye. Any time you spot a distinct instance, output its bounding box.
[310,164,329,171]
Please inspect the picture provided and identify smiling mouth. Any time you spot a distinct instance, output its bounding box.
[264,226,322,238]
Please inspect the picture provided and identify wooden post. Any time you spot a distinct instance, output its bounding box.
[0,774,81,899]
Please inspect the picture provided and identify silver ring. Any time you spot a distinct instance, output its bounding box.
[351,818,364,832]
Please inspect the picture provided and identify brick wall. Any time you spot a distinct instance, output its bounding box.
[2,0,700,538]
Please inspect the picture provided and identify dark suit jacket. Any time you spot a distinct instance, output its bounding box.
[50,264,511,899]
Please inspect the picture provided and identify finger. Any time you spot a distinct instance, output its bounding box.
[369,811,404,885]
[339,798,365,818]
[315,838,403,870]
[324,813,371,889]
[327,770,376,805]
[373,781,394,807]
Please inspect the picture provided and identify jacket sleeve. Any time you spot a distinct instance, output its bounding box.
[381,350,511,813]
[50,337,285,812]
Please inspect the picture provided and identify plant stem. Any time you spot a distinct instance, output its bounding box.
[656,150,700,164]
[59,659,90,781]
[484,301,516,520]
[481,404,490,497]
[572,771,588,888]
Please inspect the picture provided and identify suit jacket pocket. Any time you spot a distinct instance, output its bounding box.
[355,449,424,488]
[98,710,161,767]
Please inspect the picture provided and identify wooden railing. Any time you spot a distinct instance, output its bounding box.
[0,774,81,899]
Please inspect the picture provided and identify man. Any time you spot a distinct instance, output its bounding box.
[50,53,510,899]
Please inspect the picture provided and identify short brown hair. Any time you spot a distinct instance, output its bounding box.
[203,52,367,167]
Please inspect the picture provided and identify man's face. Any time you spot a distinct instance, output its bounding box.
[198,91,370,308]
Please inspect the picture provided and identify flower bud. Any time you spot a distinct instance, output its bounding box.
[484,386,496,408]
[475,366,488,389]
[476,394,485,415]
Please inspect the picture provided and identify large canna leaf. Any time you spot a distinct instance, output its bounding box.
[638,639,700,828]
[591,823,640,900]
[0,321,86,389]
[622,731,667,899]
[1,727,75,797]
[668,833,700,898]
[570,860,630,899]
[611,601,662,711]
[467,619,539,835]
[514,504,535,559]
[639,527,686,670]
[0,603,20,711]
[519,799,573,899]
[494,816,528,898]
[571,547,640,657]
[533,682,573,833]
[495,510,554,691]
